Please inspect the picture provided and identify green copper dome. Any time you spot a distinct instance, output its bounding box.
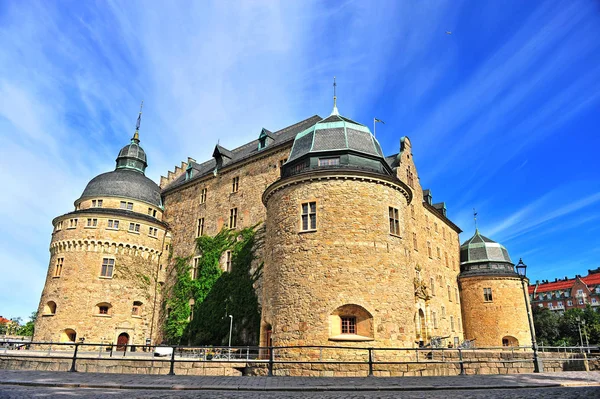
[459,230,516,277]
[283,107,392,177]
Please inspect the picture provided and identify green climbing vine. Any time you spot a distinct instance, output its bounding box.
[163,225,262,345]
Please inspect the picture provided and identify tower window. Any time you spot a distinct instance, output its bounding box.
[86,218,98,227]
[92,199,103,208]
[389,207,400,236]
[232,177,239,193]
[55,221,63,231]
[430,277,435,296]
[427,241,432,258]
[107,219,119,229]
[229,208,238,229]
[225,250,232,272]
[278,158,288,168]
[149,227,158,237]
[197,218,205,237]
[129,223,140,232]
[413,232,418,250]
[341,316,356,334]
[132,301,143,316]
[192,257,201,280]
[450,315,455,332]
[120,201,133,210]
[200,188,207,204]
[68,219,78,228]
[318,157,340,166]
[448,285,452,301]
[54,258,64,277]
[484,287,493,302]
[432,311,438,329]
[100,258,115,278]
[99,306,109,314]
[301,202,317,231]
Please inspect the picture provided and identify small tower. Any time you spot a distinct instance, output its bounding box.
[458,230,533,347]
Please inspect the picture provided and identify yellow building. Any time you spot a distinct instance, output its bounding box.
[34,100,532,351]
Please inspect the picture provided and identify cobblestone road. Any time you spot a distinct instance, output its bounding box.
[0,385,599,398]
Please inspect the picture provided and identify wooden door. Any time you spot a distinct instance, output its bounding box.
[116,333,129,351]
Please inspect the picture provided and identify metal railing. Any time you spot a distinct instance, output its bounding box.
[1,340,597,376]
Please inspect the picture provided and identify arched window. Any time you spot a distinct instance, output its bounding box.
[329,304,374,341]
[61,329,77,343]
[132,301,143,316]
[44,301,57,315]
[96,302,112,316]
[502,336,519,347]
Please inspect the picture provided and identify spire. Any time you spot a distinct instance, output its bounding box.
[132,101,144,144]
[473,208,478,232]
[330,76,339,116]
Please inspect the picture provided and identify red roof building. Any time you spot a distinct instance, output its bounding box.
[528,268,600,312]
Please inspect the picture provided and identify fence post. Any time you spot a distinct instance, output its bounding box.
[109,344,114,358]
[168,346,176,375]
[69,343,79,372]
[268,346,274,376]
[458,348,465,376]
[367,348,374,377]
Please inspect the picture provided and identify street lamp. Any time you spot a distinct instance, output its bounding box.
[516,258,543,373]
[228,315,233,360]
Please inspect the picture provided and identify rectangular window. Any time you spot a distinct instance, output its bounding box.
[232,176,239,193]
[558,301,564,308]
[445,252,449,267]
[592,298,597,304]
[483,287,493,302]
[55,221,63,231]
[318,157,340,166]
[455,287,459,302]
[129,223,140,232]
[197,218,205,237]
[148,208,153,215]
[578,299,584,305]
[86,218,98,227]
[54,258,64,277]
[448,285,452,301]
[443,228,446,240]
[427,242,432,258]
[149,227,158,237]
[229,208,238,229]
[132,306,139,316]
[120,201,133,210]
[434,222,438,233]
[341,316,356,334]
[567,300,573,306]
[226,250,232,272]
[432,311,438,329]
[441,306,446,317]
[301,202,317,231]
[413,232,418,250]
[407,166,414,187]
[389,207,400,236]
[192,257,201,280]
[279,158,288,168]
[450,315,455,332]
[69,218,78,228]
[99,306,109,315]
[107,219,119,229]
[436,247,441,258]
[100,258,114,278]
[430,277,435,296]
[200,188,207,204]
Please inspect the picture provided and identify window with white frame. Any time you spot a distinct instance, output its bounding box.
[100,258,114,278]
[301,202,316,231]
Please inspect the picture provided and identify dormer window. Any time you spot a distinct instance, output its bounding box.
[258,136,267,150]
[258,128,274,150]
[186,164,193,180]
[318,157,340,166]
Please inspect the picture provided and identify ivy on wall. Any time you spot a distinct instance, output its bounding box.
[163,226,262,345]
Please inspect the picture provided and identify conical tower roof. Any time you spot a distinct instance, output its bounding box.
[459,230,516,277]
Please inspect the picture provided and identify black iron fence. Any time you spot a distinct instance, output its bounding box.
[1,340,598,376]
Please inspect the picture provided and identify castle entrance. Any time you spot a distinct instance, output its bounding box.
[116,333,129,351]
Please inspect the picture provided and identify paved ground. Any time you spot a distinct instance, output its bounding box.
[1,369,600,392]
[0,385,599,398]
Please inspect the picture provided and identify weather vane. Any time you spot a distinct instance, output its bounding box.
[473,208,478,231]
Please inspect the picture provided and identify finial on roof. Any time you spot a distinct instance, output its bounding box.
[330,76,339,116]
[473,208,478,232]
[132,100,144,143]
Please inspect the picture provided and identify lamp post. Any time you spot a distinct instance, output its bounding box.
[516,258,543,373]
[228,315,233,360]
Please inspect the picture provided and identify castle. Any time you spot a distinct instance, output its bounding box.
[33,99,534,352]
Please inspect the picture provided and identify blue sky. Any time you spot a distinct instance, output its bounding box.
[1,0,599,320]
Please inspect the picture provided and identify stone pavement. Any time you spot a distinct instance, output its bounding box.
[0,369,599,392]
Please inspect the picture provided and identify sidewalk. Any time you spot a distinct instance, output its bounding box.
[0,369,599,391]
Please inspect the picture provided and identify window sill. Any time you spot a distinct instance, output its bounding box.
[42,313,55,317]
[52,276,61,279]
[299,229,317,234]
[99,276,113,280]
[84,226,97,229]
[94,314,112,318]
[128,231,140,235]
[389,233,402,239]
[329,334,374,342]
[148,235,158,239]
[66,227,77,230]
[106,227,119,231]
[132,315,142,319]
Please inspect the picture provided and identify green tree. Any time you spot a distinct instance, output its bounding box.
[532,306,561,345]
[16,312,36,336]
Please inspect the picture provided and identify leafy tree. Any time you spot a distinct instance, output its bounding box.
[533,306,560,345]
[16,312,36,336]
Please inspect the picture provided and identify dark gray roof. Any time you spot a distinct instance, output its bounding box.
[164,115,322,191]
[459,230,515,277]
[118,142,147,165]
[78,169,162,207]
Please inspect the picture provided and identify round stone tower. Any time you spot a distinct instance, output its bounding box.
[458,230,532,347]
[261,104,414,350]
[34,113,169,348]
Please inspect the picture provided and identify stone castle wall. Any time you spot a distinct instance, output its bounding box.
[459,275,532,347]
[262,173,415,348]
[34,196,168,346]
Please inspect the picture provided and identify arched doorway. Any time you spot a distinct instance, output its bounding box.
[416,309,426,345]
[116,333,129,351]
